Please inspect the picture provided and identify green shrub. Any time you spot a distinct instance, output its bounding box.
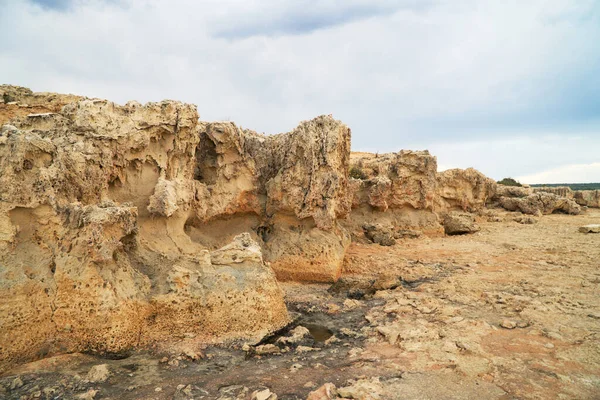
[349,166,367,180]
[497,177,522,187]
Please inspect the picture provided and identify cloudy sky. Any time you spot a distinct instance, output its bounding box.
[1,0,599,183]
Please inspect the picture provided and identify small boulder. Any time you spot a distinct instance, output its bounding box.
[255,344,281,355]
[500,319,517,329]
[394,229,422,239]
[362,223,396,246]
[579,224,600,233]
[514,215,537,224]
[443,212,480,235]
[251,388,277,400]
[86,364,110,383]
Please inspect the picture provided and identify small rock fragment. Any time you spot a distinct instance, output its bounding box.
[500,320,517,329]
[77,390,99,400]
[296,346,318,354]
[306,383,337,400]
[86,364,110,383]
[251,388,277,400]
[255,344,281,355]
[10,377,24,390]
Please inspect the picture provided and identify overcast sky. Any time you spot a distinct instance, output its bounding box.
[1,0,599,183]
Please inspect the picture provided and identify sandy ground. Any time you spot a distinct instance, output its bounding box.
[1,208,599,399]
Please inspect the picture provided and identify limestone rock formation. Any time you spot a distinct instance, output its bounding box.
[0,85,82,123]
[346,150,441,234]
[533,186,574,199]
[495,184,533,199]
[348,150,437,212]
[194,117,352,282]
[0,90,299,371]
[574,190,600,208]
[362,223,396,246]
[436,168,497,212]
[498,192,581,215]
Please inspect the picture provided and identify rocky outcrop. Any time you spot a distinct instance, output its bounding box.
[533,186,574,199]
[2,90,362,370]
[345,151,441,234]
[345,152,498,237]
[193,117,352,282]
[498,192,581,215]
[0,86,358,370]
[436,168,497,212]
[348,151,437,212]
[0,85,82,123]
[495,184,533,199]
[574,190,600,208]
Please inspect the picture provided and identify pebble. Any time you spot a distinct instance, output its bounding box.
[500,319,517,329]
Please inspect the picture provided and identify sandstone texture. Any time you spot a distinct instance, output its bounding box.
[0,87,356,370]
[495,184,533,199]
[574,190,600,208]
[1,85,591,383]
[194,117,352,282]
[345,153,498,240]
[532,186,574,199]
[345,151,441,234]
[436,168,497,212]
[498,192,581,215]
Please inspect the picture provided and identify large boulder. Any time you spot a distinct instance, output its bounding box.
[498,192,581,215]
[442,212,480,235]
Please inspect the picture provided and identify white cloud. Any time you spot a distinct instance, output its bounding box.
[1,0,599,182]
[517,163,600,184]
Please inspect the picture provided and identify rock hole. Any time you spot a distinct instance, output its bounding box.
[303,323,333,342]
[194,133,218,184]
[22,159,33,170]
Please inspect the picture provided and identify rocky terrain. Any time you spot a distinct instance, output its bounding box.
[1,86,598,399]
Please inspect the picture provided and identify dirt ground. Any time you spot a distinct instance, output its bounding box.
[1,208,599,399]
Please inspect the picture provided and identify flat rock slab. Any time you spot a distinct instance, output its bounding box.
[579,224,600,233]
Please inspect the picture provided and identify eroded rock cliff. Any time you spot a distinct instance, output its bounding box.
[1,85,584,374]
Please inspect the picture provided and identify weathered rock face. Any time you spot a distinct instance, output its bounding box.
[1,90,306,371]
[348,151,437,212]
[345,151,442,234]
[574,190,600,208]
[494,184,533,199]
[345,152,498,237]
[0,85,82,123]
[192,117,352,282]
[436,168,497,212]
[498,192,581,215]
[533,186,574,199]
